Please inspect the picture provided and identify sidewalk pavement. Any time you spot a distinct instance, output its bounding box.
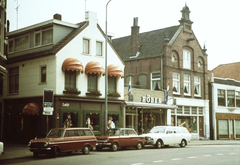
[0,140,240,161]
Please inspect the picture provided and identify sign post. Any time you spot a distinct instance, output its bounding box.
[43,89,54,133]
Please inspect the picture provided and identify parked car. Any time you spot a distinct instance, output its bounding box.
[0,142,3,155]
[96,128,145,151]
[28,127,97,158]
[143,126,191,148]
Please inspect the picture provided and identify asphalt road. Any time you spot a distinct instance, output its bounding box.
[1,145,240,165]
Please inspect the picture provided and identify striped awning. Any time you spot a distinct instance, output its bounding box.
[22,103,40,116]
[62,58,84,73]
[85,61,105,75]
[108,64,124,78]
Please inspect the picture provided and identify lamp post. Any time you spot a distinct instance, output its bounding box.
[105,0,112,133]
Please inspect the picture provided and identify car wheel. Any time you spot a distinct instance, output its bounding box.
[96,147,102,151]
[51,147,58,158]
[136,142,142,150]
[82,145,90,155]
[111,143,118,151]
[33,152,39,158]
[155,140,162,149]
[180,140,186,147]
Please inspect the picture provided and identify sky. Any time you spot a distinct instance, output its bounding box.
[6,0,240,70]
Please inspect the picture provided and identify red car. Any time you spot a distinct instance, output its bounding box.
[96,128,145,151]
[28,127,97,158]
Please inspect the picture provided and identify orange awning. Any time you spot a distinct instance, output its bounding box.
[85,61,105,75]
[22,103,40,116]
[62,58,84,73]
[108,64,124,78]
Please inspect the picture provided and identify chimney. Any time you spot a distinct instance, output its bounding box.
[54,14,62,21]
[131,17,140,57]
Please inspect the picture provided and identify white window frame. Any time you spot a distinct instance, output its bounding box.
[173,73,180,95]
[151,72,161,90]
[183,49,191,69]
[83,38,90,54]
[194,76,201,97]
[96,41,103,56]
[184,74,191,96]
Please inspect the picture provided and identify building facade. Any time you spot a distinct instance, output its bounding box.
[209,62,240,140]
[0,0,7,139]
[3,11,125,142]
[113,5,209,139]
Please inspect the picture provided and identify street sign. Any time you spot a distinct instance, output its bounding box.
[43,89,54,115]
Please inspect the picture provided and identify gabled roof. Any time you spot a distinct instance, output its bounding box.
[112,25,180,61]
[209,62,240,81]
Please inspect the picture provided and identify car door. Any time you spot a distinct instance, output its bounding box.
[173,127,182,144]
[163,128,175,145]
[119,130,130,146]
[63,130,79,152]
[129,130,139,146]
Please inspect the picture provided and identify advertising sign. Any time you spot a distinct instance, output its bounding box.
[43,89,54,115]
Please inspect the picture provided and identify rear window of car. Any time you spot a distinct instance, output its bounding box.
[180,127,189,133]
[128,130,137,135]
[84,129,93,136]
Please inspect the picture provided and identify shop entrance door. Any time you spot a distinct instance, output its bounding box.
[199,116,204,137]
[126,114,136,130]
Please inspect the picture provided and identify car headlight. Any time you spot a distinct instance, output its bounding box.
[44,142,49,147]
[28,142,31,147]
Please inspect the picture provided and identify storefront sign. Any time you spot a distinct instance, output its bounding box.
[62,103,70,107]
[141,95,162,104]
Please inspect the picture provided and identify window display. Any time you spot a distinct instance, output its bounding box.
[218,119,228,135]
[177,116,197,133]
[86,113,99,131]
[108,114,119,129]
[62,112,78,128]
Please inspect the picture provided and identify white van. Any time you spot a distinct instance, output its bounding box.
[143,126,191,148]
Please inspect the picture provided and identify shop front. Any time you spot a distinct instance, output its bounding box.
[125,100,177,134]
[57,97,124,136]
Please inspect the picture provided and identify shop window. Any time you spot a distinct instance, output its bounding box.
[86,113,100,131]
[191,107,197,114]
[88,74,97,91]
[108,114,119,129]
[177,116,197,133]
[151,72,161,90]
[236,120,240,135]
[83,38,90,54]
[9,67,19,94]
[62,112,79,128]
[184,107,190,114]
[218,89,226,106]
[218,120,228,135]
[41,66,46,83]
[227,90,235,107]
[96,41,102,56]
[194,76,201,96]
[183,49,191,69]
[108,76,116,93]
[65,70,76,90]
[138,75,147,89]
[184,75,190,95]
[173,73,180,94]
[198,107,203,115]
[177,106,183,114]
[236,92,240,107]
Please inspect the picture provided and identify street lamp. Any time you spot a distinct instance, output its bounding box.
[105,0,112,133]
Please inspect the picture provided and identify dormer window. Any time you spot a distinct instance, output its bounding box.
[34,27,53,47]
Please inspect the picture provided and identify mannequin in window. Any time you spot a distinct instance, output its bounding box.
[86,115,93,130]
[63,114,72,128]
[108,116,115,129]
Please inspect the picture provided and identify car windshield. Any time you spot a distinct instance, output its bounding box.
[149,127,166,133]
[46,129,65,138]
[106,129,120,136]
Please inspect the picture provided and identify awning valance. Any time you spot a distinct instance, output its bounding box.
[85,61,105,75]
[125,101,177,109]
[22,103,40,116]
[108,64,124,78]
[62,58,84,73]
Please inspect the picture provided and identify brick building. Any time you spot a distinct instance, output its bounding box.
[113,4,209,139]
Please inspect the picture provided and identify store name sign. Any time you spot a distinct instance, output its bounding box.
[141,95,163,104]
[62,103,70,107]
